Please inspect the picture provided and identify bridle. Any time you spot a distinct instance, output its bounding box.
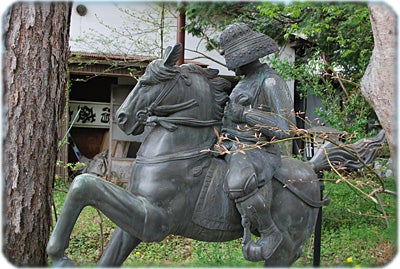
[135,73,222,132]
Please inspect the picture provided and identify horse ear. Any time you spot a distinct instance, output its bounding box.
[163,43,182,67]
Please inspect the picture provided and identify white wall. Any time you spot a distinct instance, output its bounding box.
[70,2,296,80]
[69,2,234,76]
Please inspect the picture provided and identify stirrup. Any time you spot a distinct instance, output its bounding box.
[242,229,282,262]
[241,222,283,262]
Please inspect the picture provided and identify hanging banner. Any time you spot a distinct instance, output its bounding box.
[69,101,111,128]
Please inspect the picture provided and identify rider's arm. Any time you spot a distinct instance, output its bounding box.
[243,108,294,140]
[255,75,296,139]
[235,76,296,140]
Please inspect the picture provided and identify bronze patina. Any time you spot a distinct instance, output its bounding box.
[47,24,385,266]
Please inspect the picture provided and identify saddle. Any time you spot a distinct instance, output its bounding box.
[192,158,242,231]
[192,156,329,231]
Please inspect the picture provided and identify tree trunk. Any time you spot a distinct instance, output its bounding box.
[3,2,71,265]
[361,5,396,162]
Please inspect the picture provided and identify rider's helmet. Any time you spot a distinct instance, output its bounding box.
[219,22,279,70]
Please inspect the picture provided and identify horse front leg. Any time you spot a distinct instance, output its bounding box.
[97,227,141,266]
[47,173,172,265]
[98,180,142,267]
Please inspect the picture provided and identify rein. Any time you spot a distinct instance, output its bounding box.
[147,116,222,132]
[137,73,222,132]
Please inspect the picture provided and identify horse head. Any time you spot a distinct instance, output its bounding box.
[116,44,183,135]
[117,43,230,136]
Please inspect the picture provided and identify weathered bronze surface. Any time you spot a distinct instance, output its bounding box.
[47,24,385,266]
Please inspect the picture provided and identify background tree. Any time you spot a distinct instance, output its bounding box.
[361,4,396,162]
[259,3,375,134]
[3,2,71,265]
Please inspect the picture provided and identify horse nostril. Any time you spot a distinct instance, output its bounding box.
[117,112,128,125]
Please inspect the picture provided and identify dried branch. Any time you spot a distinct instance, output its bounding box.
[185,47,226,67]
[205,111,392,207]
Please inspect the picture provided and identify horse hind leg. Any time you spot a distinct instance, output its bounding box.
[47,173,172,265]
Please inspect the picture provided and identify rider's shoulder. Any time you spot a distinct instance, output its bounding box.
[260,73,287,90]
[258,64,284,81]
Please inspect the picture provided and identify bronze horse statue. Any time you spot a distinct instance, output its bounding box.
[47,44,385,266]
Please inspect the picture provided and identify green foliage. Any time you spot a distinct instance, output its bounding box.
[293,169,396,267]
[56,160,86,172]
[258,2,373,74]
[185,1,261,50]
[185,2,376,135]
[55,160,86,181]
[259,2,375,134]
[125,236,261,267]
[319,176,396,266]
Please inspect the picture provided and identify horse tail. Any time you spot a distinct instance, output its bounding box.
[307,129,386,172]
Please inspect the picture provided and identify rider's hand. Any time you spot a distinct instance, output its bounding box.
[226,102,247,123]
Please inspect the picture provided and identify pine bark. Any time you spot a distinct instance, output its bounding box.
[3,2,71,265]
[361,5,396,162]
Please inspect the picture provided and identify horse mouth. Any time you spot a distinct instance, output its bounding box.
[117,112,145,136]
[120,121,145,136]
[131,122,145,135]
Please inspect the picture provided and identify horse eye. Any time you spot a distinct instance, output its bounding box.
[138,80,148,87]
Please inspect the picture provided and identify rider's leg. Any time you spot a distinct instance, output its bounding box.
[237,182,283,261]
[225,151,282,261]
[47,173,171,261]
[97,227,141,266]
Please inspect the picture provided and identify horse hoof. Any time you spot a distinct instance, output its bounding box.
[51,255,75,267]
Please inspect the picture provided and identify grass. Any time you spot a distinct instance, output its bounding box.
[51,172,397,267]
[294,176,397,267]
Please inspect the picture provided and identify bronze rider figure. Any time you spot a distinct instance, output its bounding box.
[219,22,296,262]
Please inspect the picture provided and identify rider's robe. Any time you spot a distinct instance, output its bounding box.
[222,63,296,197]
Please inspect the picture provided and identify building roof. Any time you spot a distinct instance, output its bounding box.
[70,51,156,63]
[69,51,208,78]
[69,51,157,78]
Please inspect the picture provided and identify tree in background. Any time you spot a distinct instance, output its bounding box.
[71,2,177,58]
[185,2,376,135]
[361,4,396,162]
[3,2,71,265]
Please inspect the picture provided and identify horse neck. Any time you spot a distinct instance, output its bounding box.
[137,76,219,161]
[137,125,215,160]
[164,74,216,120]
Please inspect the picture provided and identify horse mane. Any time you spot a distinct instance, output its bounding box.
[141,60,230,120]
[140,59,180,85]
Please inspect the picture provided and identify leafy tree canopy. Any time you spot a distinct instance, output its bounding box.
[184,2,375,134]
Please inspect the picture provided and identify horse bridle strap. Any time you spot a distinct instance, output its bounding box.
[149,73,181,112]
[152,99,199,116]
